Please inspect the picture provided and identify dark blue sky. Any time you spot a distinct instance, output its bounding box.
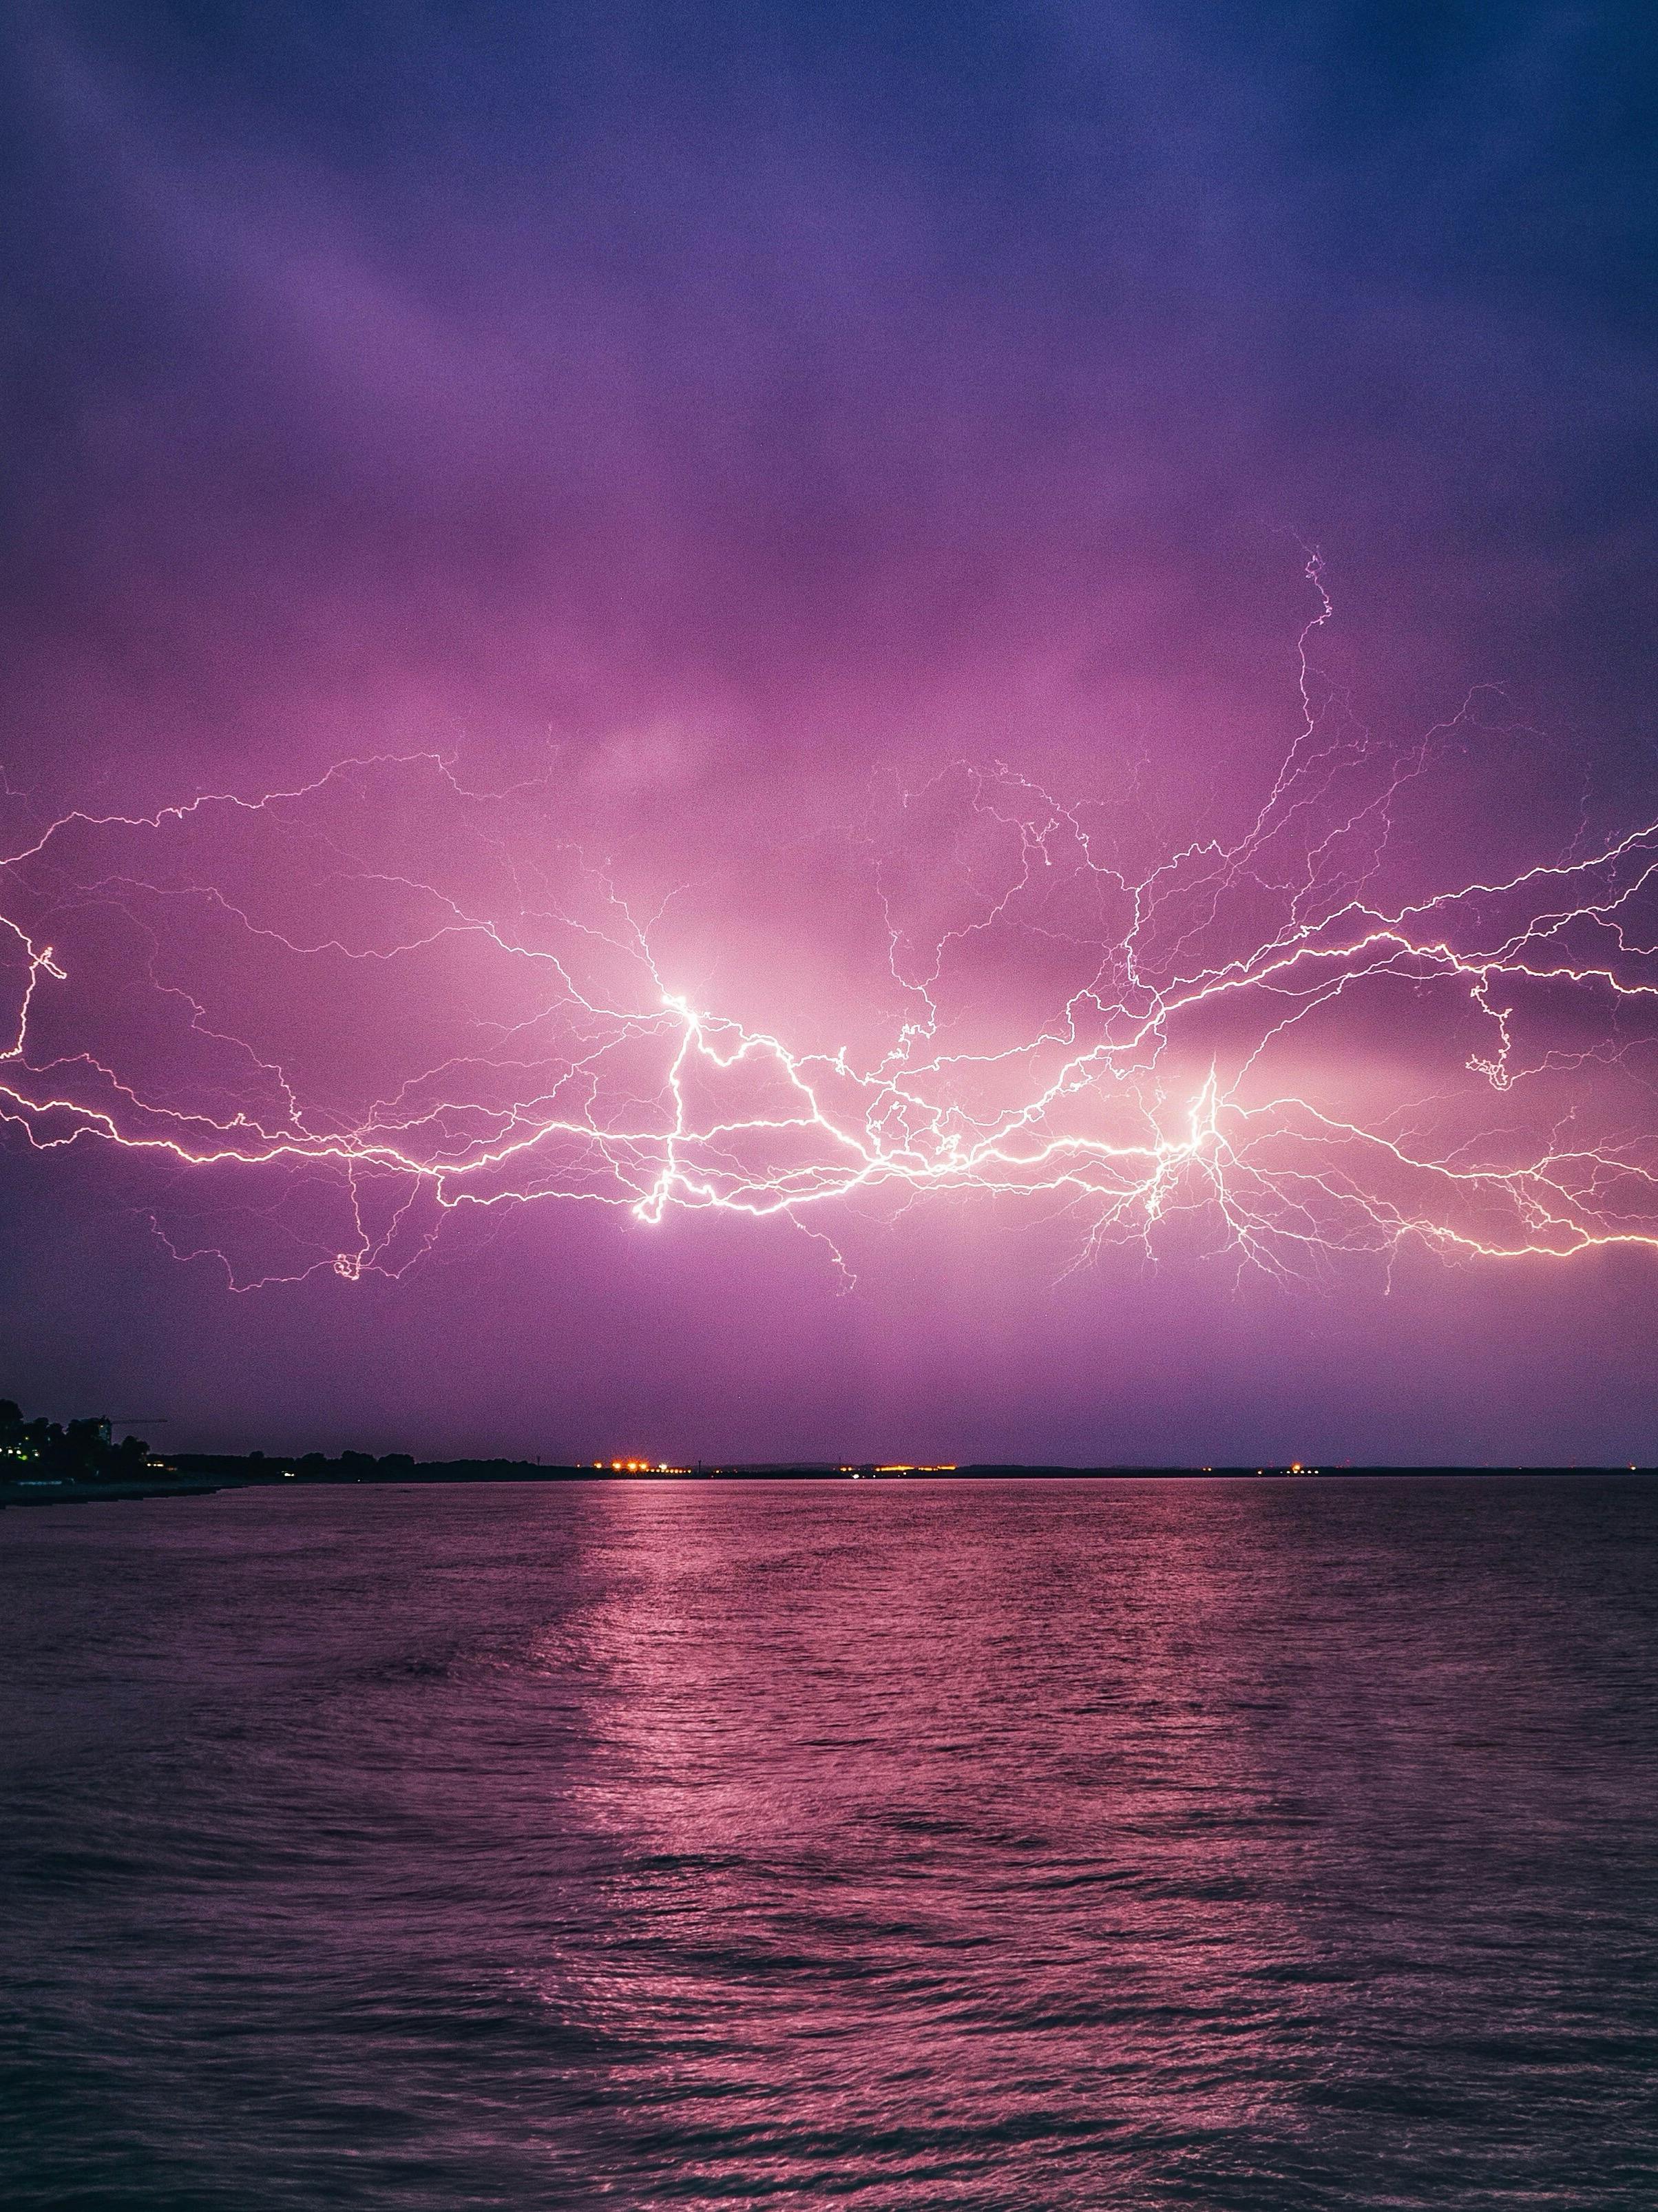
[3,3,1657,1461]
[6,1,1653,781]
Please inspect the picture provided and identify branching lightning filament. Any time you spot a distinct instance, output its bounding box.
[6,575,1658,1291]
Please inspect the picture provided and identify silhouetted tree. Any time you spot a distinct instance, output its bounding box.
[1,1405,151,1479]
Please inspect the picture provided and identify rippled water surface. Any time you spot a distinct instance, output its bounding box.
[3,1477,1656,2209]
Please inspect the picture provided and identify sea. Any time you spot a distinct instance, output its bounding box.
[3,1476,1655,2209]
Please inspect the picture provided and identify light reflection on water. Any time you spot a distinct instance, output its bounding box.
[3,1476,1655,2207]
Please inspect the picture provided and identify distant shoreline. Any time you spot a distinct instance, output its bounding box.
[176,1456,1650,1481]
[5,1459,1648,1510]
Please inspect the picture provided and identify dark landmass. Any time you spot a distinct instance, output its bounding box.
[0,1474,233,1510]
[1,1398,158,1479]
[0,1399,209,1507]
[2,1398,1648,1511]
[171,1454,1648,1483]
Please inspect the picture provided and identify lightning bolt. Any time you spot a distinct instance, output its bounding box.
[5,567,1657,1292]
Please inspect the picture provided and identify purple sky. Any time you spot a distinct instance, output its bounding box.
[3,3,1657,1463]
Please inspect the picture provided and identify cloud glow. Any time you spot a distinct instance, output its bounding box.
[7,570,1657,1297]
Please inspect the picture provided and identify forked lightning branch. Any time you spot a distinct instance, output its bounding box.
[5,577,1658,1290]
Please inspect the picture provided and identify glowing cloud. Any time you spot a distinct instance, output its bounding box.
[6,567,1658,1295]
